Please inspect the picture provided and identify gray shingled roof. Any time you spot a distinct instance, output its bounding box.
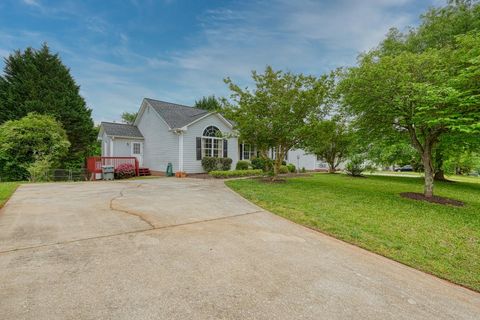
[145,98,210,129]
[101,122,144,138]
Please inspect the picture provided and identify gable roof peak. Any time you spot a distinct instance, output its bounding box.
[144,98,211,129]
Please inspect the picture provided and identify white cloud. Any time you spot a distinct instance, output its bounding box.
[167,0,424,96]
[2,0,441,121]
[22,0,41,7]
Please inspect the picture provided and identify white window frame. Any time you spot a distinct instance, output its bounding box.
[131,142,142,155]
[201,126,224,158]
[241,143,256,160]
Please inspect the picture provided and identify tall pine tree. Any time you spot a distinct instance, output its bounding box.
[0,43,95,166]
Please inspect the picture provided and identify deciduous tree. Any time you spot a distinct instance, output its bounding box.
[0,113,70,181]
[302,116,351,173]
[223,66,331,179]
[339,33,480,198]
[194,95,221,111]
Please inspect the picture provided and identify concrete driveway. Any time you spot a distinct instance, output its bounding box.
[0,178,478,319]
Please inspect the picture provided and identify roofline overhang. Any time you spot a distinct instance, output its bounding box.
[106,135,144,140]
[182,112,233,129]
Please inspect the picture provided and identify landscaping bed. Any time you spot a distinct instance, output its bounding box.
[226,173,480,291]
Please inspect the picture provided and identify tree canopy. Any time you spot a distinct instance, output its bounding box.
[0,43,95,166]
[0,113,70,181]
[121,112,137,125]
[339,6,480,197]
[302,116,352,173]
[194,95,221,111]
[223,66,331,178]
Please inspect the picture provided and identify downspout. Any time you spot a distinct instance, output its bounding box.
[110,137,114,157]
[172,128,187,172]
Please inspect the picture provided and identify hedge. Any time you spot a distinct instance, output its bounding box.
[209,169,263,179]
[201,157,233,172]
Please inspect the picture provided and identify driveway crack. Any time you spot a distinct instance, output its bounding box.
[0,210,263,255]
[109,184,156,229]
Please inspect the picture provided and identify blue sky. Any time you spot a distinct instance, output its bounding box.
[0,0,442,122]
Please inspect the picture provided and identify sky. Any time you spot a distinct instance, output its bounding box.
[0,0,443,122]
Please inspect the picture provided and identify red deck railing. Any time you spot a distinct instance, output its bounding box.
[87,157,139,177]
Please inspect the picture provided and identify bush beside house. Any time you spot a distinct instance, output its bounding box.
[235,160,250,170]
[115,163,136,179]
[201,157,232,172]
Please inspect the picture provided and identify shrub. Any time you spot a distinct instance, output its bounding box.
[251,157,273,172]
[279,165,289,174]
[201,157,217,172]
[115,163,136,179]
[236,160,250,170]
[0,113,70,181]
[209,169,263,178]
[301,167,306,173]
[282,160,287,165]
[219,157,232,171]
[201,157,232,172]
[27,158,52,182]
[286,163,296,173]
[346,155,365,177]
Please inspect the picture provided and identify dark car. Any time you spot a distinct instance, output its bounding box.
[394,165,413,172]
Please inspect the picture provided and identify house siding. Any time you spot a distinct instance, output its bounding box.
[182,114,238,173]
[112,138,138,157]
[137,104,179,172]
[101,132,111,156]
[286,149,317,171]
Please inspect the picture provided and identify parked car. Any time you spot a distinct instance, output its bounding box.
[394,165,413,172]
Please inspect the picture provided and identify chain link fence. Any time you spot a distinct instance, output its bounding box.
[29,169,90,182]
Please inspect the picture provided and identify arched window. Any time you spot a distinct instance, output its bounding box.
[203,126,220,137]
[201,126,224,158]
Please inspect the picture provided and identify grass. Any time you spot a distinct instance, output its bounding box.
[0,182,20,209]
[226,173,480,291]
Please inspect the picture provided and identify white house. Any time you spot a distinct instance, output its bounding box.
[99,98,329,174]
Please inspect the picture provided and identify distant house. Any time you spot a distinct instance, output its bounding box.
[98,98,328,174]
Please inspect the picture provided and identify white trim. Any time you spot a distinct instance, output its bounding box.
[131,141,143,166]
[178,133,184,171]
[109,137,114,156]
[108,135,144,140]
[183,112,233,129]
[131,141,143,154]
[138,99,173,129]
[136,99,233,130]
[133,99,149,126]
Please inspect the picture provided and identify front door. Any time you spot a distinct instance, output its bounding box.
[131,142,143,166]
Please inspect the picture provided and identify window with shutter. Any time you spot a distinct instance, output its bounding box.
[200,126,225,158]
[196,137,202,160]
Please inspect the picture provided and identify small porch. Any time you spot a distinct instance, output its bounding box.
[86,156,150,179]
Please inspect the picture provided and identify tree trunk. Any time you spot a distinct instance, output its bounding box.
[434,170,446,181]
[328,163,336,173]
[422,151,435,198]
[407,125,437,199]
[433,149,447,181]
[271,148,284,181]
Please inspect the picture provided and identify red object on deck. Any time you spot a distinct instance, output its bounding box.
[138,168,151,176]
[86,157,139,177]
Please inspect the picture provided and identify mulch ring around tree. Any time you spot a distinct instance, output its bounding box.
[400,192,464,207]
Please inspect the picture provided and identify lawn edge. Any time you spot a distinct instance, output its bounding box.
[224,180,480,294]
[0,182,21,211]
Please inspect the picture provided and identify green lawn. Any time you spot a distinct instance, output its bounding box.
[0,182,20,208]
[226,174,480,291]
